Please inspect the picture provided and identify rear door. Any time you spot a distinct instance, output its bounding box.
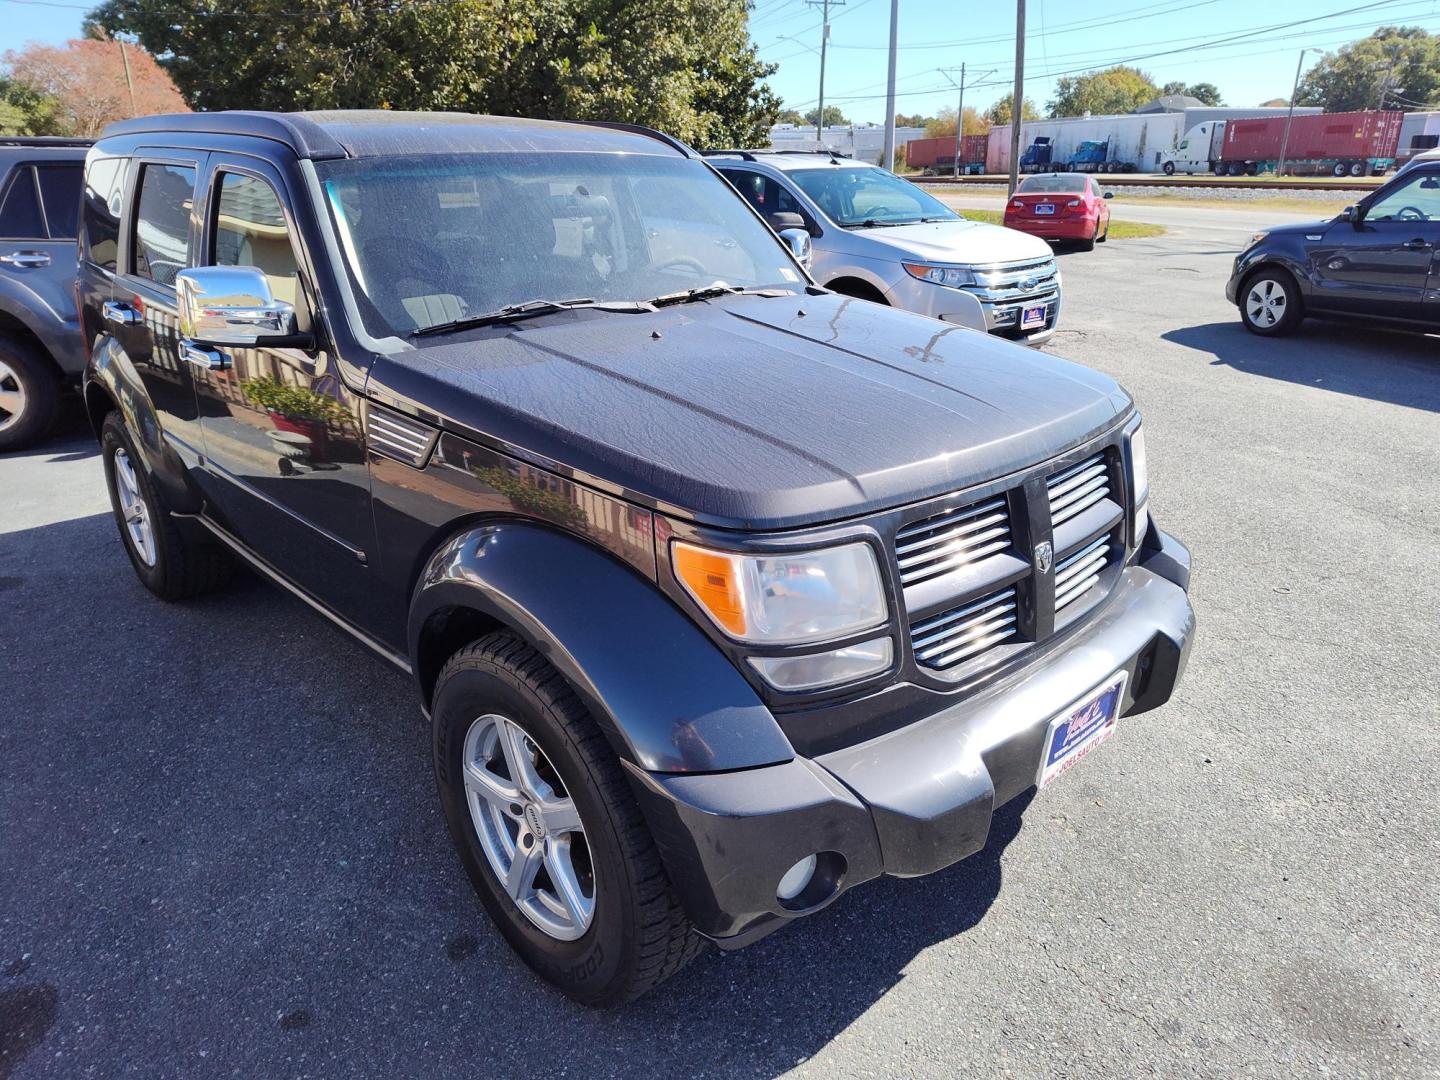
[1309,167,1440,321]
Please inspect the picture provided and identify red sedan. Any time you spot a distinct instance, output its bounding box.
[1004,173,1112,250]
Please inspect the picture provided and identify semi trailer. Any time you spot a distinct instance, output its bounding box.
[905,134,988,175]
[1159,110,1402,177]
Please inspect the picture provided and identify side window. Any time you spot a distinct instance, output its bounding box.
[719,169,766,213]
[211,172,300,308]
[36,165,84,240]
[82,155,128,272]
[1365,172,1440,223]
[132,162,196,287]
[0,167,44,239]
[766,179,804,217]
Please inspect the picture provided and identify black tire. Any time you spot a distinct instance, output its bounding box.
[1213,161,1226,176]
[1237,266,1303,337]
[1333,162,1349,178]
[433,633,701,1006]
[1078,221,1098,252]
[1098,217,1109,243]
[1162,161,1175,176]
[0,335,61,453]
[100,411,234,600]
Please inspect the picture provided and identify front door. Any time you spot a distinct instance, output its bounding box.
[1311,168,1440,322]
[188,155,378,630]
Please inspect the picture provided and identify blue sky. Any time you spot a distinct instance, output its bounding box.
[6,0,1440,122]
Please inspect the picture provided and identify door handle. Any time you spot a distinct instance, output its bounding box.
[0,250,51,268]
[180,339,231,372]
[102,300,140,326]
[1403,238,1433,250]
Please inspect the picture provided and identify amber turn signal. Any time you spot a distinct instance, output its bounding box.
[672,544,748,636]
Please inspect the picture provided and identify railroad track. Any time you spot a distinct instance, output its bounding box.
[916,173,1384,192]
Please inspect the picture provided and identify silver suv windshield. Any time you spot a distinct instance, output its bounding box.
[315,152,804,338]
[787,166,959,228]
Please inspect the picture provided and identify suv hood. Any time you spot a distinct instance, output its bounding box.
[373,292,1130,530]
[850,219,1054,265]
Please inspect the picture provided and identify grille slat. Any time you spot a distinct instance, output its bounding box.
[910,587,1019,670]
[1054,537,1111,613]
[894,497,1012,586]
[1048,453,1110,527]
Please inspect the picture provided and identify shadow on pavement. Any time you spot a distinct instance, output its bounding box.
[1,510,1032,1078]
[1163,320,1440,412]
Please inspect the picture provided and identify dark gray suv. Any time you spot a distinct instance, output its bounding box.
[0,136,90,450]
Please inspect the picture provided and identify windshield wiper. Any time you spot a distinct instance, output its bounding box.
[848,218,913,229]
[647,284,791,308]
[409,297,650,337]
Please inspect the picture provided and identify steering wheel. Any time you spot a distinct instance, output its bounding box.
[656,256,707,276]
[864,206,895,219]
[1395,206,1428,221]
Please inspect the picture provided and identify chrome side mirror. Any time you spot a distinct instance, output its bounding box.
[176,266,299,347]
[778,227,813,271]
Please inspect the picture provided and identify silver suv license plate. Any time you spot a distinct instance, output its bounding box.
[1037,671,1128,789]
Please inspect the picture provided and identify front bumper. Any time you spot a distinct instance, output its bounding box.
[882,274,1060,346]
[628,528,1194,948]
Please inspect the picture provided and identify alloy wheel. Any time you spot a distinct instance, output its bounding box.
[462,713,596,941]
[112,448,157,566]
[0,359,25,432]
[1245,278,1288,329]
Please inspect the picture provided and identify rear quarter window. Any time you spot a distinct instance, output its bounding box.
[82,154,129,272]
[0,166,44,239]
[36,165,84,240]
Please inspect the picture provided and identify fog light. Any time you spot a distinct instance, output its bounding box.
[776,854,818,902]
[748,636,892,692]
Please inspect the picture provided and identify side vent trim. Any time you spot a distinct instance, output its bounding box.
[366,403,438,468]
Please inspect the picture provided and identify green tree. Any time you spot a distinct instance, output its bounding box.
[1048,65,1158,117]
[776,107,806,125]
[803,104,849,127]
[1160,80,1224,106]
[0,76,64,135]
[924,105,988,138]
[984,93,1040,126]
[1296,26,1440,112]
[895,112,933,128]
[87,0,779,147]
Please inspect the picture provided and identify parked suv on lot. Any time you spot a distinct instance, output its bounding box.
[82,111,1193,1005]
[707,150,1062,343]
[1229,158,1440,336]
[0,136,90,450]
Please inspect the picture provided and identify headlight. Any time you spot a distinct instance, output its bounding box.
[1245,231,1268,250]
[672,541,887,645]
[902,262,975,289]
[1129,425,1149,545]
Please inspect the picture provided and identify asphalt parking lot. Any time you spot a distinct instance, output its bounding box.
[3,210,1437,1079]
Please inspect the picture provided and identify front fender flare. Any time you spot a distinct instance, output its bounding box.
[409,523,795,774]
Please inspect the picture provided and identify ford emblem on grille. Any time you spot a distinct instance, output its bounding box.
[1034,540,1054,574]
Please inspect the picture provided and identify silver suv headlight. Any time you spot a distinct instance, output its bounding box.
[902,262,976,289]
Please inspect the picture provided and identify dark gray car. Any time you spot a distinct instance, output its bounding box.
[0,137,90,450]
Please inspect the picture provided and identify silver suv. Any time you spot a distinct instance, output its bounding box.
[0,136,91,450]
[708,150,1061,344]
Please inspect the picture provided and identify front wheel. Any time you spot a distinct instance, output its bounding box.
[1162,161,1175,176]
[1239,268,1303,336]
[433,633,701,1006]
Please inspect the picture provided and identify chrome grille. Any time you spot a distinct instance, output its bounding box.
[1048,453,1109,528]
[910,587,1019,670]
[894,496,1011,586]
[965,256,1059,302]
[1054,537,1110,613]
[367,404,437,468]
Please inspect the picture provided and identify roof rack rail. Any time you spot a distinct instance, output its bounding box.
[698,149,759,161]
[0,136,93,148]
[574,121,697,158]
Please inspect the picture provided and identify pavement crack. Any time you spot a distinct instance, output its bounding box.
[1045,947,1170,1043]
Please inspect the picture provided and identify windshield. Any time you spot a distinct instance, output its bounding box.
[316,153,804,339]
[1018,175,1088,194]
[787,167,958,227]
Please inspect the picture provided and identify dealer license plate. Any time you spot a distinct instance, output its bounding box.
[1021,304,1048,330]
[1036,671,1128,789]
[1035,203,1056,215]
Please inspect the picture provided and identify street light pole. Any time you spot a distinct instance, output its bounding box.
[882,0,899,170]
[939,65,995,177]
[1008,0,1025,195]
[1278,48,1319,178]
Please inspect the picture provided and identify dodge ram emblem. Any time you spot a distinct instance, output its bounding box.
[1034,540,1054,574]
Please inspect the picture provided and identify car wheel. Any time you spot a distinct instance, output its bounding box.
[1333,162,1349,177]
[1349,162,1365,177]
[1213,162,1226,176]
[1079,221,1098,252]
[1162,161,1175,176]
[0,337,60,453]
[1239,268,1303,336]
[100,412,234,600]
[433,632,701,1006]
[1098,216,1109,243]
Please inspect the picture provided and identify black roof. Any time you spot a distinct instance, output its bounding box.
[100,110,692,161]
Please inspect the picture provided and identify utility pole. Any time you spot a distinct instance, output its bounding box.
[1008,0,1025,195]
[117,39,137,115]
[940,64,995,177]
[807,0,845,150]
[882,0,899,171]
[1278,47,1319,178]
